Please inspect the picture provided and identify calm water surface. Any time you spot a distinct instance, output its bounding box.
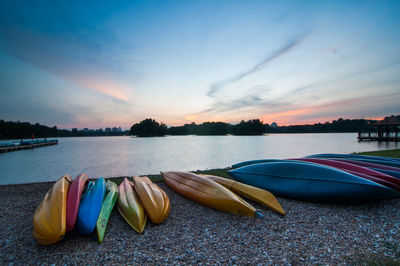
[0,133,398,185]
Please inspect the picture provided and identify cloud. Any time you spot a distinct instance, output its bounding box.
[0,7,138,102]
[207,31,310,97]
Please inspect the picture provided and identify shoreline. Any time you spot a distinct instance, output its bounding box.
[1,179,400,264]
[1,150,400,264]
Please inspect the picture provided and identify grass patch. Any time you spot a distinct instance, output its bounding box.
[105,174,163,185]
[192,168,231,178]
[354,149,400,158]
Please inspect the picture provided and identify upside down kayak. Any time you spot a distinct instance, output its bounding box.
[228,161,400,202]
[162,171,262,217]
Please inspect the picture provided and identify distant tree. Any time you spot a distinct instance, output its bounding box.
[231,119,267,135]
[130,118,168,137]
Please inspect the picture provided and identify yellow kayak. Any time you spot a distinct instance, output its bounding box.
[202,174,285,215]
[33,175,72,245]
[133,176,170,224]
[118,178,147,233]
[162,171,260,217]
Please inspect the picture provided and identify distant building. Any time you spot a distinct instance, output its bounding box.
[105,127,111,133]
[271,122,278,128]
[112,127,118,132]
[83,128,89,132]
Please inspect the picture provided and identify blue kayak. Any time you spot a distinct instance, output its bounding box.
[231,159,312,169]
[76,178,106,234]
[228,161,399,202]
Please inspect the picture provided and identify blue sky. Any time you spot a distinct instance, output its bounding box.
[0,0,399,129]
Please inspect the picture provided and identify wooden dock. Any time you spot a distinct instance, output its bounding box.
[358,131,399,142]
[0,140,58,153]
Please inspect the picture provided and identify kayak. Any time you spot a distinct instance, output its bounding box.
[201,174,285,215]
[162,171,261,217]
[33,175,72,245]
[333,159,400,179]
[306,153,400,162]
[118,178,147,233]
[96,181,118,243]
[292,158,400,192]
[133,176,170,224]
[76,178,106,234]
[232,158,315,169]
[305,154,400,168]
[228,162,400,202]
[66,173,88,232]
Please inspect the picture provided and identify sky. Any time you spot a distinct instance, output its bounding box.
[0,0,399,129]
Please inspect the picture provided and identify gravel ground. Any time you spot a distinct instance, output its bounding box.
[1,179,400,265]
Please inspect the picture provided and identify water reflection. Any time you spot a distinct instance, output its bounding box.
[0,134,398,185]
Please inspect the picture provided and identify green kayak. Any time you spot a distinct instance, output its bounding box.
[96,181,118,243]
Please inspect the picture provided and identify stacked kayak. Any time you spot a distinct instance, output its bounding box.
[66,173,88,232]
[96,181,119,243]
[133,176,170,224]
[33,175,120,245]
[33,175,72,245]
[118,176,170,233]
[201,174,285,215]
[306,153,400,168]
[228,161,400,202]
[118,178,147,233]
[162,171,264,217]
[76,178,106,234]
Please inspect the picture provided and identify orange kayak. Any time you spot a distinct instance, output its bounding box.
[118,178,147,233]
[133,176,170,224]
[33,175,72,245]
[162,171,260,217]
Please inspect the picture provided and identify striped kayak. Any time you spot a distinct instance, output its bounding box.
[76,178,106,234]
[305,154,400,168]
[201,174,285,215]
[118,178,147,233]
[228,162,400,202]
[292,158,400,192]
[96,181,118,243]
[133,176,170,224]
[162,171,261,217]
[333,159,400,179]
[33,175,72,245]
[306,153,400,162]
[66,173,88,232]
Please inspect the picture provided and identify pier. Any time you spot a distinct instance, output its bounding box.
[358,116,399,142]
[0,140,58,153]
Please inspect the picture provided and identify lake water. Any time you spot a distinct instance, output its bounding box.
[0,133,398,185]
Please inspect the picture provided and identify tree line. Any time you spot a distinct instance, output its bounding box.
[0,117,380,139]
[130,117,378,137]
[0,120,128,139]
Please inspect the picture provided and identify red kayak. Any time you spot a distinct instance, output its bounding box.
[292,158,400,192]
[66,173,89,232]
[334,159,400,172]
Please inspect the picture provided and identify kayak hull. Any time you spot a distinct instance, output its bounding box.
[76,178,106,235]
[292,158,400,192]
[96,181,118,243]
[162,171,257,217]
[66,173,88,232]
[228,162,400,202]
[202,174,285,215]
[33,175,72,245]
[134,176,170,224]
[118,178,147,233]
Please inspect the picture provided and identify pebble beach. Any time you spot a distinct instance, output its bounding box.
[1,178,400,265]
